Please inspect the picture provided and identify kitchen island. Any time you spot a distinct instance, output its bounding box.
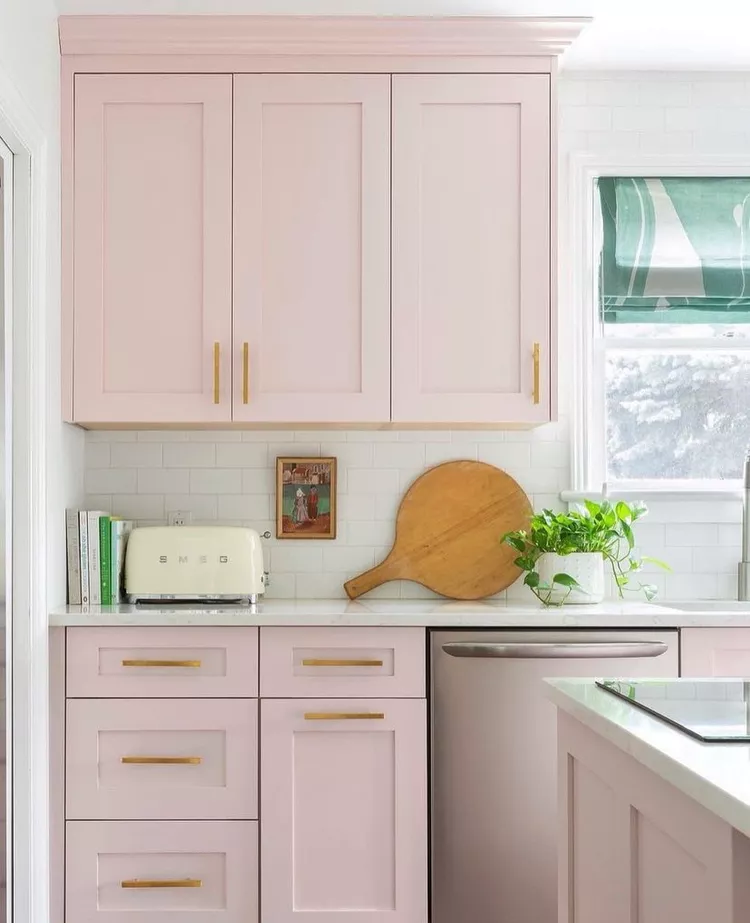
[548,678,750,923]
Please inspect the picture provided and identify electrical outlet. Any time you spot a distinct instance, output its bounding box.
[168,510,192,527]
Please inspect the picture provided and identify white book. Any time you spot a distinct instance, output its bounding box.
[87,511,107,606]
[66,509,81,605]
[79,510,90,606]
[111,520,133,604]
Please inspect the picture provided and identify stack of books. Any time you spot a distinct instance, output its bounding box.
[65,510,133,605]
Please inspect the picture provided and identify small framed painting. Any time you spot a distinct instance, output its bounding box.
[276,457,337,540]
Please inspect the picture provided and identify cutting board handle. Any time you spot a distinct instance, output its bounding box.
[344,559,400,600]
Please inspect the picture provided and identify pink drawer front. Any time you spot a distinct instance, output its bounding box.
[66,820,257,923]
[66,627,258,697]
[66,699,258,820]
[260,627,426,698]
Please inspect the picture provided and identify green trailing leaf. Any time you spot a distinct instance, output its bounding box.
[524,571,540,588]
[615,501,632,522]
[641,555,671,571]
[552,573,579,588]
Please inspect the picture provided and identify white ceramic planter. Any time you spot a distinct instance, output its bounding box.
[535,552,605,605]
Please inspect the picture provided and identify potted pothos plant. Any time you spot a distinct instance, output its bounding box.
[501,499,668,607]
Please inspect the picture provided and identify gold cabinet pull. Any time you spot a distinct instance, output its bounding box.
[121,756,202,765]
[532,342,541,405]
[121,879,202,889]
[122,659,201,668]
[302,658,384,668]
[242,342,250,404]
[213,342,221,404]
[304,712,385,721]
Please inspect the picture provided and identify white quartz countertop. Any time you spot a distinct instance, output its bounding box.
[546,678,750,840]
[47,599,750,627]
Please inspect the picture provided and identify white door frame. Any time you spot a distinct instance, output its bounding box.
[0,63,50,923]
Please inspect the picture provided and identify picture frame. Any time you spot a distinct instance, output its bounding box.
[276,457,337,540]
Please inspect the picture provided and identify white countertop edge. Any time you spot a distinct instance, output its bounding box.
[546,678,750,840]
[47,599,750,627]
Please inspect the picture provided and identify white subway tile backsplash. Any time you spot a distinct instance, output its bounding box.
[271,545,324,574]
[216,443,269,468]
[110,494,166,521]
[163,442,216,468]
[85,467,137,495]
[138,468,189,494]
[373,442,426,469]
[347,520,395,547]
[347,468,400,495]
[189,468,243,494]
[111,442,163,468]
[165,494,218,520]
[217,494,271,522]
[665,523,719,547]
[85,441,111,467]
[424,442,478,465]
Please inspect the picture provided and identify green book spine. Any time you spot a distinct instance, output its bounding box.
[99,516,112,605]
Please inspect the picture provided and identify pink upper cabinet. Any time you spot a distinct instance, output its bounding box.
[391,74,551,424]
[233,75,391,423]
[72,75,233,424]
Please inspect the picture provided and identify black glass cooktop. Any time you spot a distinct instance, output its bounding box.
[597,679,750,743]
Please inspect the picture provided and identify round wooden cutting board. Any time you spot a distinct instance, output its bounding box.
[344,460,532,601]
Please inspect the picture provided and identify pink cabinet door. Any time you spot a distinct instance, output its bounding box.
[680,628,750,676]
[66,820,257,923]
[261,698,427,922]
[233,75,390,423]
[392,74,551,424]
[66,698,258,820]
[73,75,232,424]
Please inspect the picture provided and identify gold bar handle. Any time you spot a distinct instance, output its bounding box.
[532,342,541,405]
[213,342,220,404]
[121,879,202,890]
[242,342,249,404]
[302,658,384,668]
[121,756,202,765]
[304,712,385,721]
[121,659,201,668]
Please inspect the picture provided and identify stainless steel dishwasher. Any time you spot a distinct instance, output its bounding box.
[431,629,679,923]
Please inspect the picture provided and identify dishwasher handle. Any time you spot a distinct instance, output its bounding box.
[441,641,669,660]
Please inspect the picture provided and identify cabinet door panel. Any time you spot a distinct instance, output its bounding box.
[680,628,750,676]
[261,699,427,922]
[233,75,390,423]
[74,75,232,423]
[392,74,550,423]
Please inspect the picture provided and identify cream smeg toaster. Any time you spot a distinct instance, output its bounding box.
[125,526,266,604]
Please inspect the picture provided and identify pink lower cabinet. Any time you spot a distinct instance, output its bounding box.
[66,820,258,923]
[680,628,750,676]
[66,698,258,820]
[260,698,428,922]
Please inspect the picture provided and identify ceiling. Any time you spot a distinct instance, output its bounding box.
[53,0,750,71]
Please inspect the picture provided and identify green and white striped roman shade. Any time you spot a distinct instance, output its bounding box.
[598,176,750,323]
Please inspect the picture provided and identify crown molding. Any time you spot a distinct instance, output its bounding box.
[58,15,590,58]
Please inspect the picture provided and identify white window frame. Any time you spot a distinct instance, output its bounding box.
[567,152,750,501]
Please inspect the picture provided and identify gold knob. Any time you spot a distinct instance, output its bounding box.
[304,712,385,721]
[532,342,541,405]
[242,342,249,404]
[213,342,220,404]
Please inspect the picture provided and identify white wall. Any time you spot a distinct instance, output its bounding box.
[84,72,750,603]
[0,0,85,607]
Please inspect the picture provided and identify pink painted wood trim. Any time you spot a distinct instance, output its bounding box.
[232,74,391,423]
[61,52,559,76]
[61,59,75,422]
[260,698,427,922]
[549,57,559,421]
[58,15,591,58]
[66,627,259,698]
[66,820,258,923]
[260,627,426,698]
[50,629,66,923]
[66,698,258,820]
[680,628,750,677]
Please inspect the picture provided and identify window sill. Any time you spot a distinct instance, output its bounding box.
[561,488,744,503]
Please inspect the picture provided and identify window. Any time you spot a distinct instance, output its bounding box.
[587,174,750,491]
